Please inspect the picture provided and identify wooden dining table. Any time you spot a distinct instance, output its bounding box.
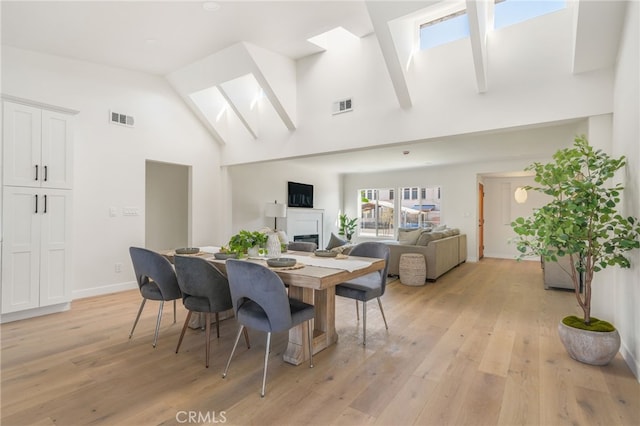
[170,249,385,365]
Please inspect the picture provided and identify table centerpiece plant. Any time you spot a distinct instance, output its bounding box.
[225,230,268,257]
[511,135,640,365]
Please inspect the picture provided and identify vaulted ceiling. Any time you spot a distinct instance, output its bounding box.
[1,1,629,172]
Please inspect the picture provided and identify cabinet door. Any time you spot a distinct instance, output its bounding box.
[39,189,72,306]
[41,110,73,189]
[2,102,42,187]
[1,187,41,313]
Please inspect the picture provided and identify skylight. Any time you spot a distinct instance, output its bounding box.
[419,9,470,50]
[419,0,566,51]
[494,0,566,29]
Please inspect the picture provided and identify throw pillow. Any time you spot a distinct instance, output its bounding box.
[326,233,347,250]
[417,232,443,246]
[397,228,422,245]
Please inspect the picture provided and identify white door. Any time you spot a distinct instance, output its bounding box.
[39,189,72,306]
[1,187,41,313]
[41,110,74,189]
[2,102,42,188]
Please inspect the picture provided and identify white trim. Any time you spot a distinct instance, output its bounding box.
[72,281,138,300]
[1,94,80,115]
[0,302,70,323]
[620,336,640,382]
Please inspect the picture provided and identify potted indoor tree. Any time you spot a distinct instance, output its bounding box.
[511,135,640,365]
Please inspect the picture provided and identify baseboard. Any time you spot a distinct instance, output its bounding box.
[620,338,640,383]
[482,253,539,261]
[1,302,71,323]
[72,281,138,300]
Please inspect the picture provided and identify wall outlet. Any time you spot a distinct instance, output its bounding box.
[115,263,122,273]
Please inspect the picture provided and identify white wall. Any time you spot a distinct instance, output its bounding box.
[1,46,223,298]
[611,0,640,380]
[342,121,585,262]
[227,161,341,248]
[220,7,614,167]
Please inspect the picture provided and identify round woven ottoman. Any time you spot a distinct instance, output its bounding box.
[399,253,427,286]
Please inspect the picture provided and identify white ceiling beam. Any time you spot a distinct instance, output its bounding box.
[571,0,627,74]
[366,1,432,109]
[218,81,258,140]
[466,0,492,93]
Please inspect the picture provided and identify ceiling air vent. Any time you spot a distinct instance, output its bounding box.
[110,110,135,128]
[332,98,353,115]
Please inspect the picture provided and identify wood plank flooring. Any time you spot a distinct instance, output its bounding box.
[2,258,638,425]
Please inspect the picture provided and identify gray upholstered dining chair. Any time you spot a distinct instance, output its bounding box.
[287,241,318,252]
[222,259,315,397]
[335,242,390,346]
[128,247,182,348]
[174,255,250,368]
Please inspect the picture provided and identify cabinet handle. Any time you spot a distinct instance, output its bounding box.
[35,194,38,213]
[35,165,39,181]
[44,165,48,182]
[44,195,48,214]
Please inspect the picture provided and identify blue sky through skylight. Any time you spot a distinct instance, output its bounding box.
[495,0,566,29]
[419,0,566,51]
[420,11,470,50]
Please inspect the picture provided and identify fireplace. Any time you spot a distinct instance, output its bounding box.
[293,234,319,246]
[285,208,324,248]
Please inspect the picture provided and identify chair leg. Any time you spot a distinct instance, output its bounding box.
[205,313,212,368]
[215,312,220,338]
[153,301,164,348]
[129,298,147,339]
[355,300,359,320]
[223,325,245,378]
[173,299,177,323]
[377,297,389,330]
[176,310,193,354]
[307,320,314,368]
[362,300,367,346]
[243,327,251,349]
[261,332,272,398]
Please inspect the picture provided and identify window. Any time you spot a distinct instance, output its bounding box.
[420,8,469,50]
[358,186,441,237]
[359,188,394,238]
[399,186,441,229]
[495,0,565,29]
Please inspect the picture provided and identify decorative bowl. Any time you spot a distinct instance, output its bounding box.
[314,249,337,258]
[214,252,238,260]
[266,257,297,267]
[175,247,199,255]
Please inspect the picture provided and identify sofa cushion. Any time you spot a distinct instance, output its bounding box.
[417,231,443,246]
[398,229,422,245]
[326,233,347,250]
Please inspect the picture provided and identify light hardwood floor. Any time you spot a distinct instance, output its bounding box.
[2,258,638,426]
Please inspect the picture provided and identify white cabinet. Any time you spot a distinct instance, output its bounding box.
[1,99,75,317]
[3,101,73,189]
[1,187,73,313]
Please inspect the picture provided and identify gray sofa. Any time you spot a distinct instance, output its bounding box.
[385,228,467,281]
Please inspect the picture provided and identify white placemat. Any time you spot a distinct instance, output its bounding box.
[282,254,372,272]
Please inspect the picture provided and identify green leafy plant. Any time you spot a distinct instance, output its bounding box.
[227,230,268,256]
[338,214,358,241]
[511,135,640,328]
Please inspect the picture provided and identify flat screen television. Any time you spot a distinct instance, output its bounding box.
[288,181,314,208]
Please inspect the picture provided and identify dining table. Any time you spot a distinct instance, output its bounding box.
[166,247,385,365]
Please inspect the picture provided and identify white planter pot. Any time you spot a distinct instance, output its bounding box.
[557,321,620,366]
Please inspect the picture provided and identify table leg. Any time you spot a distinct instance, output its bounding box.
[283,286,338,365]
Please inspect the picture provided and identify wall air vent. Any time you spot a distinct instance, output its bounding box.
[332,98,353,115]
[110,110,135,127]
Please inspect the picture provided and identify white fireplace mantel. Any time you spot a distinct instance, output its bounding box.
[285,208,324,248]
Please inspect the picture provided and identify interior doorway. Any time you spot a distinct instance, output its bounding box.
[145,160,190,250]
[478,182,485,260]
